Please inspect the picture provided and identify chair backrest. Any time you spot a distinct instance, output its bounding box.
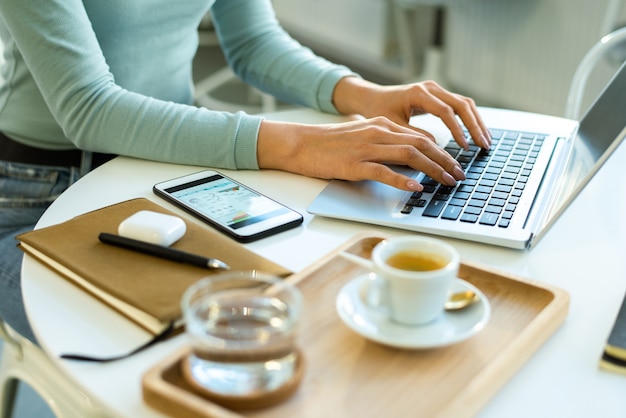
[565,26,626,120]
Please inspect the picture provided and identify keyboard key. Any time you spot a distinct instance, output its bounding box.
[460,213,479,223]
[442,205,462,220]
[464,206,481,215]
[478,179,496,187]
[475,186,493,194]
[472,192,489,200]
[468,199,486,208]
[408,197,427,207]
[479,212,499,225]
[501,172,517,180]
[485,205,503,214]
[449,198,467,207]
[495,184,512,193]
[488,198,506,207]
[422,199,446,217]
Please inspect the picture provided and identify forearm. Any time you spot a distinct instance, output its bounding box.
[213,0,356,114]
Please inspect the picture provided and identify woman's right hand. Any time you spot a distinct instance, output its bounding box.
[257,116,466,192]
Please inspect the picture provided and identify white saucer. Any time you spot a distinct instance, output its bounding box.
[336,276,491,349]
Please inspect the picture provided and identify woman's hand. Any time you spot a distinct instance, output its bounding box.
[332,77,492,150]
[257,77,493,192]
[257,117,466,192]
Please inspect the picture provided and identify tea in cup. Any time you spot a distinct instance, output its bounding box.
[363,236,460,326]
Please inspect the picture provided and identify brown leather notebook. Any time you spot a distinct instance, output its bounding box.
[17,198,292,335]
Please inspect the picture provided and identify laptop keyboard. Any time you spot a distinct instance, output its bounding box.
[400,129,545,228]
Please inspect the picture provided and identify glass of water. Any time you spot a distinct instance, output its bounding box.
[181,271,303,407]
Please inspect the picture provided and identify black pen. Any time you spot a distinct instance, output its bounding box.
[98,232,230,270]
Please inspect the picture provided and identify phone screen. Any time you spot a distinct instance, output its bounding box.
[154,171,303,242]
[164,174,291,230]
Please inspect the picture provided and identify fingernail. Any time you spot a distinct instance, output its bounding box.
[461,136,469,150]
[452,166,466,180]
[407,181,423,191]
[442,172,457,186]
[480,134,491,150]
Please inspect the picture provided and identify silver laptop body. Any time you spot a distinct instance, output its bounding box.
[307,62,626,250]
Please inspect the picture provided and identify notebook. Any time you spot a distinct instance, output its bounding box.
[308,61,626,250]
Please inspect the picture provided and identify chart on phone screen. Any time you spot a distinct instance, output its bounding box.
[174,178,284,227]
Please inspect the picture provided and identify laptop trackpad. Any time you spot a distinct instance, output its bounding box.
[307,165,417,218]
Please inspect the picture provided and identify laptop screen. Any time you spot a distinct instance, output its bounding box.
[536,60,626,246]
[576,60,626,166]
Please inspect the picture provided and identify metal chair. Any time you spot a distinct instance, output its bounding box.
[565,26,626,119]
[0,318,107,418]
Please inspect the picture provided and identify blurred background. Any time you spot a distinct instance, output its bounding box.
[196,0,626,119]
[2,1,626,416]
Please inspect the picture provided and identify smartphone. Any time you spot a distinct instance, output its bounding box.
[153,170,303,242]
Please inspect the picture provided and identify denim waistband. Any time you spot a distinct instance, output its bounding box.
[0,131,115,169]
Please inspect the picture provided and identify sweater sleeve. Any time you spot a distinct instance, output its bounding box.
[211,0,359,115]
[0,0,356,170]
[0,0,261,169]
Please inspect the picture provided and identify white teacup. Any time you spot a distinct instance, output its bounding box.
[343,236,460,326]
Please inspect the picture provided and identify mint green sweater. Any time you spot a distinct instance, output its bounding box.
[0,0,355,169]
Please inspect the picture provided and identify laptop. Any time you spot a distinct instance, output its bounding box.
[307,61,626,250]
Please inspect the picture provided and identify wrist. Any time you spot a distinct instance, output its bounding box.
[257,120,305,171]
[333,76,379,117]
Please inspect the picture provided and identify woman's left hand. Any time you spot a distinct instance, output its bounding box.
[332,77,492,150]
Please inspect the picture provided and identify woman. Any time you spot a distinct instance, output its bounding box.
[0,0,490,342]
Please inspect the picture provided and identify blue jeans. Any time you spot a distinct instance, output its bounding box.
[0,161,80,343]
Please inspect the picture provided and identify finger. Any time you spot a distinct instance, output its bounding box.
[356,163,426,192]
[418,94,470,150]
[411,126,436,143]
[404,139,466,185]
[417,83,491,149]
[447,94,491,149]
[402,82,468,149]
[462,96,491,146]
[362,135,465,186]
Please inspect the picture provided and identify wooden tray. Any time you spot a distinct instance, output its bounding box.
[142,232,569,418]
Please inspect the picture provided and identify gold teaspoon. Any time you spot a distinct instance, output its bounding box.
[445,290,480,311]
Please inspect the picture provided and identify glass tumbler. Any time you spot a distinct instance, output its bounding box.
[181,271,303,403]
